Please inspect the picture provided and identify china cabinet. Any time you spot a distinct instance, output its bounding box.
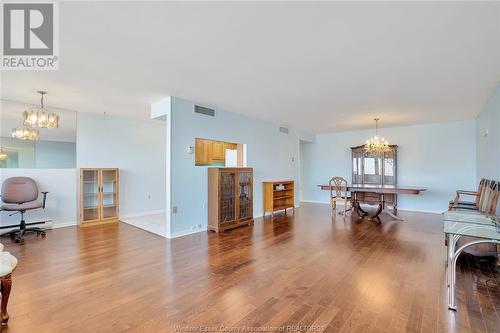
[351,145,397,205]
[208,167,253,232]
[79,168,119,226]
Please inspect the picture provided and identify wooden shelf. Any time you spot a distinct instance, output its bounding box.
[273,204,294,211]
[273,195,293,200]
[264,181,295,217]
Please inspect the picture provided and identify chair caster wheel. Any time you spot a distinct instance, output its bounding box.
[15,237,21,243]
[41,232,46,238]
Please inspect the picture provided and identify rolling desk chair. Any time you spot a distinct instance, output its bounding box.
[0,177,48,242]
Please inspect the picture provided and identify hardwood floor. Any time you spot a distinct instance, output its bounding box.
[1,202,498,332]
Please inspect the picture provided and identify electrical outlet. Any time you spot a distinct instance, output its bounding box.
[172,206,178,214]
[202,202,206,209]
[147,193,151,200]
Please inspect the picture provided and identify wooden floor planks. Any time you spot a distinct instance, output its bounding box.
[0,202,498,332]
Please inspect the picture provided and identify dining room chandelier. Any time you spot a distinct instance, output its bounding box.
[11,124,39,141]
[365,118,390,154]
[23,91,59,129]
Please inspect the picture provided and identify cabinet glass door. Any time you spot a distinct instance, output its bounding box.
[238,171,253,220]
[101,169,118,219]
[219,171,236,224]
[383,149,396,185]
[82,169,99,222]
[352,149,363,184]
[363,151,382,184]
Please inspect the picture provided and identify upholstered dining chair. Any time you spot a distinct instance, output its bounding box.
[0,177,48,242]
[0,243,17,326]
[329,176,352,216]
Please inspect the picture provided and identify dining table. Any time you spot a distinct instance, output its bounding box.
[317,184,427,220]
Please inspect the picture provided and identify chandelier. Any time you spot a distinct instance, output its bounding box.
[23,91,59,129]
[0,147,7,161]
[365,118,390,154]
[12,125,39,141]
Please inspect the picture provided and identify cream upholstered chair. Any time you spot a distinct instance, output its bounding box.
[329,177,353,216]
[0,243,17,326]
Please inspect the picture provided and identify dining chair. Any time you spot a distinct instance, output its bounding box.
[329,176,352,216]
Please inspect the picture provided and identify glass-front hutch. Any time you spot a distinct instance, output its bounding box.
[351,145,397,206]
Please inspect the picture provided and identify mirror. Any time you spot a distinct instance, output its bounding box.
[0,100,76,168]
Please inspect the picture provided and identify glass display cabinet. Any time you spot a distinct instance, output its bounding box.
[208,167,253,232]
[79,168,119,226]
[351,145,397,205]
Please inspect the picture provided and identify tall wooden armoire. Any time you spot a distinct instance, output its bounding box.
[208,167,253,232]
[351,145,397,206]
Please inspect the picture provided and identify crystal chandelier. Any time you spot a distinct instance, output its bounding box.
[0,147,7,161]
[365,118,389,154]
[23,91,59,129]
[11,125,39,141]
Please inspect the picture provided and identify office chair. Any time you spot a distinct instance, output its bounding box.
[0,177,48,242]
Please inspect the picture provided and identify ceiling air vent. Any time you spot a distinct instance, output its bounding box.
[279,126,289,134]
[194,105,216,117]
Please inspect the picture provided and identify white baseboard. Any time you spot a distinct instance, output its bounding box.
[300,200,442,214]
[396,207,443,214]
[51,221,77,229]
[168,227,207,239]
[120,210,166,220]
[301,200,330,204]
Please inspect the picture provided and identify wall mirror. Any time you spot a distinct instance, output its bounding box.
[0,99,76,168]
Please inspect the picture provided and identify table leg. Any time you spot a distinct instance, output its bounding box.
[356,203,368,216]
[371,204,383,219]
[447,238,497,310]
[1,274,12,325]
[446,234,455,309]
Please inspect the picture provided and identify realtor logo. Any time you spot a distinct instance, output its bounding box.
[1,1,59,70]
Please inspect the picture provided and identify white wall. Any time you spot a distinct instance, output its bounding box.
[77,113,166,218]
[168,97,305,236]
[35,141,76,168]
[0,169,77,227]
[301,120,477,213]
[476,82,500,180]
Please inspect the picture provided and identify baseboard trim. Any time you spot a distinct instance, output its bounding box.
[121,210,166,220]
[168,228,207,239]
[300,200,330,204]
[51,221,77,229]
[396,207,443,214]
[299,200,442,215]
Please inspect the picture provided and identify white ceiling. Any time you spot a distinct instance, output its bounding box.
[1,1,499,133]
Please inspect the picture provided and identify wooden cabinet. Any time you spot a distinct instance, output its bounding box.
[79,168,119,226]
[195,139,213,165]
[263,181,295,216]
[212,141,225,161]
[208,167,253,232]
[351,145,397,205]
[195,138,238,165]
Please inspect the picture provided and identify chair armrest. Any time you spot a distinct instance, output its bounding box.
[456,190,479,196]
[452,190,479,207]
[41,191,49,209]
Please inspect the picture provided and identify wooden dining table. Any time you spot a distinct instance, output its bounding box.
[317,184,427,220]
